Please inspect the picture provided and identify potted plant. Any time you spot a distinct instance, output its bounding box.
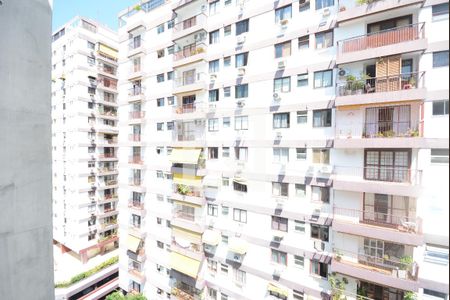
[335,250,343,262]
[177,184,191,195]
[398,255,413,279]
[345,74,357,95]
[352,80,366,94]
[404,291,417,300]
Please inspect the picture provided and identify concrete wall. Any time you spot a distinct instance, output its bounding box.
[0,0,54,299]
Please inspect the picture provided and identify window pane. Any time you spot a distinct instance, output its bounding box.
[433,51,449,68]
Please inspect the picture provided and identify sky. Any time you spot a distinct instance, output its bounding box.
[52,0,138,31]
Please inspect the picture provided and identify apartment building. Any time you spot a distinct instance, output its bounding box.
[0,1,54,299]
[52,17,120,264]
[117,0,449,300]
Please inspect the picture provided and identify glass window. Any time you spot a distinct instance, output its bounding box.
[311,260,328,278]
[233,208,247,223]
[423,290,448,300]
[208,204,218,216]
[297,73,309,87]
[223,147,230,158]
[233,181,248,192]
[208,118,219,132]
[313,109,332,127]
[166,71,174,81]
[311,186,330,203]
[431,149,449,164]
[273,148,289,163]
[209,60,220,73]
[235,84,249,98]
[87,41,95,50]
[275,41,291,58]
[224,87,231,97]
[432,3,449,21]
[236,19,249,35]
[294,255,305,268]
[272,216,288,231]
[235,147,248,161]
[209,147,219,159]
[311,224,329,241]
[315,31,333,49]
[275,5,292,22]
[315,0,334,10]
[167,19,174,29]
[157,98,164,107]
[295,220,306,232]
[222,235,229,244]
[167,96,175,105]
[296,148,307,160]
[209,89,219,102]
[235,116,248,130]
[157,24,165,34]
[299,0,310,11]
[224,56,231,67]
[273,113,290,129]
[299,35,310,49]
[222,177,230,186]
[157,49,165,58]
[167,46,175,55]
[295,184,306,197]
[236,52,249,67]
[167,122,174,130]
[224,25,232,36]
[271,249,288,265]
[234,269,246,284]
[209,30,220,44]
[433,100,449,115]
[294,290,305,300]
[314,70,333,88]
[274,77,291,93]
[209,0,220,15]
[272,182,289,197]
[433,51,449,68]
[156,122,164,131]
[223,117,231,128]
[424,245,449,265]
[156,73,165,83]
[297,111,308,124]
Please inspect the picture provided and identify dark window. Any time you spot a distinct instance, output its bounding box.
[236,19,249,35]
[233,181,247,192]
[236,52,249,67]
[299,35,310,49]
[315,0,334,10]
[433,51,449,68]
[156,73,165,83]
[311,224,329,241]
[209,89,219,102]
[313,109,332,127]
[432,100,449,115]
[311,260,328,278]
[235,84,248,98]
[272,216,288,232]
[297,73,309,87]
[209,147,219,159]
[432,3,449,20]
[299,0,310,11]
[273,113,290,129]
[314,70,333,88]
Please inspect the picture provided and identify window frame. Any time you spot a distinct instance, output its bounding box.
[312,109,332,127]
[433,51,449,68]
[274,77,291,93]
[273,112,290,129]
[235,84,249,98]
[271,216,289,232]
[271,249,288,265]
[235,115,249,130]
[233,208,247,223]
[313,70,333,88]
[275,41,292,58]
[236,19,249,36]
[208,118,219,132]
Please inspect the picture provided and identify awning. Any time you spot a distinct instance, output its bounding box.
[173,200,201,208]
[228,238,248,255]
[126,234,141,253]
[233,177,247,184]
[172,226,202,244]
[173,173,202,187]
[203,176,220,187]
[169,148,201,164]
[202,230,221,246]
[98,43,118,59]
[267,283,289,298]
[170,252,201,279]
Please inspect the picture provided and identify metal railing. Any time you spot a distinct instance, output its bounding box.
[128,86,145,96]
[99,153,117,159]
[336,72,425,96]
[129,134,141,142]
[174,103,197,114]
[335,120,423,139]
[98,63,116,76]
[173,43,206,61]
[129,155,144,164]
[128,199,145,210]
[334,166,422,184]
[173,183,203,197]
[333,206,421,233]
[338,23,425,54]
[97,78,118,90]
[129,111,146,119]
[174,72,206,88]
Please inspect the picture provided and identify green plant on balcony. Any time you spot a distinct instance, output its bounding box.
[177,184,191,195]
[329,274,348,300]
[195,47,205,54]
[134,5,142,11]
[357,285,368,300]
[400,255,414,269]
[406,128,420,137]
[404,292,417,300]
[106,291,147,300]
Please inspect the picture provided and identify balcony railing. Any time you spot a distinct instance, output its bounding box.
[334,166,422,184]
[129,134,141,142]
[98,64,116,76]
[336,120,423,139]
[128,199,145,210]
[173,43,206,61]
[174,103,197,114]
[337,72,425,96]
[174,72,206,88]
[97,78,118,90]
[173,13,206,33]
[99,153,117,159]
[129,37,144,50]
[333,248,419,281]
[338,23,425,55]
[128,86,145,97]
[173,183,203,197]
[129,111,146,119]
[129,155,144,164]
[333,207,421,233]
[129,177,142,186]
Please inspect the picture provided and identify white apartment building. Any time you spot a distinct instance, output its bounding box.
[52,17,120,263]
[116,0,449,300]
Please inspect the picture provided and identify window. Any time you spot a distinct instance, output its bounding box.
[222,235,229,244]
[433,51,449,67]
[156,170,164,178]
[235,84,248,98]
[294,255,305,268]
[299,35,310,49]
[234,269,246,284]
[225,0,232,5]
[167,19,175,29]
[223,117,231,128]
[209,89,219,102]
[312,149,330,164]
[167,96,175,105]
[221,293,228,300]
[271,249,287,265]
[235,116,248,130]
[235,147,248,161]
[167,45,174,55]
[315,0,334,10]
[222,177,230,186]
[424,245,449,265]
[297,111,308,124]
[157,122,164,131]
[431,149,449,164]
[272,182,289,197]
[275,41,291,58]
[275,5,292,22]
[209,0,220,15]
[87,41,95,50]
[209,147,219,159]
[236,52,249,67]
[157,49,165,58]
[273,148,289,164]
[209,30,220,44]
[224,87,231,97]
[311,224,329,241]
[236,19,249,35]
[432,3,449,21]
[222,206,229,215]
[311,260,328,278]
[157,241,164,249]
[208,204,219,216]
[433,100,449,115]
[274,77,291,93]
[156,73,165,83]
[233,181,248,192]
[295,184,306,197]
[209,59,220,73]
[233,208,247,223]
[224,56,231,67]
[294,290,305,300]
[423,290,448,300]
[311,186,330,203]
[87,56,96,65]
[157,23,165,34]
[314,70,333,88]
[220,263,228,274]
[315,31,333,49]
[295,220,306,233]
[167,71,174,80]
[208,118,219,132]
[209,288,217,300]
[299,0,310,11]
[273,113,290,129]
[167,122,174,130]
[297,73,309,87]
[313,109,332,127]
[224,25,232,36]
[296,148,307,160]
[157,98,164,107]
[272,216,288,231]
[208,259,218,273]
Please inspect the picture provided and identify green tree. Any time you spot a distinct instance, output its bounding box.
[106,291,147,300]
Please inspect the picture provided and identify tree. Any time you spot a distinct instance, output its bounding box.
[106,291,147,300]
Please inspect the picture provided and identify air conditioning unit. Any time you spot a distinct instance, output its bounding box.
[338,69,347,77]
[322,8,331,17]
[273,268,282,278]
[210,74,217,81]
[277,60,286,69]
[238,67,246,76]
[231,253,243,263]
[280,19,289,26]
[276,132,282,139]
[320,165,333,174]
[272,235,284,243]
[314,240,325,252]
[237,100,245,108]
[273,92,281,101]
[237,35,246,45]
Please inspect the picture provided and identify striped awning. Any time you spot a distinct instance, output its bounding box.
[169,148,202,165]
[228,237,248,255]
[170,252,201,279]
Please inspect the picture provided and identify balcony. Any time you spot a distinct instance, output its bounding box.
[97,166,117,175]
[128,199,145,211]
[173,43,206,67]
[333,206,423,245]
[172,209,204,233]
[332,248,419,291]
[129,155,144,165]
[128,248,146,263]
[128,86,145,100]
[170,284,202,300]
[128,37,144,56]
[128,134,141,142]
[97,63,117,77]
[128,262,146,283]
[171,239,204,262]
[129,177,142,187]
[174,103,198,114]
[97,77,118,91]
[129,111,146,120]
[173,14,207,41]
[337,23,427,64]
[173,73,207,94]
[98,153,117,160]
[335,72,426,107]
[172,184,205,206]
[98,193,118,204]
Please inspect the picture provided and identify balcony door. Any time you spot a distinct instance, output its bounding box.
[364,105,411,137]
[375,55,401,92]
[182,95,196,112]
[182,69,196,85]
[367,15,412,33]
[364,149,411,182]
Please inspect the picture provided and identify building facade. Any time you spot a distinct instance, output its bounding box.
[0,0,54,299]
[52,17,120,263]
[117,0,449,300]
